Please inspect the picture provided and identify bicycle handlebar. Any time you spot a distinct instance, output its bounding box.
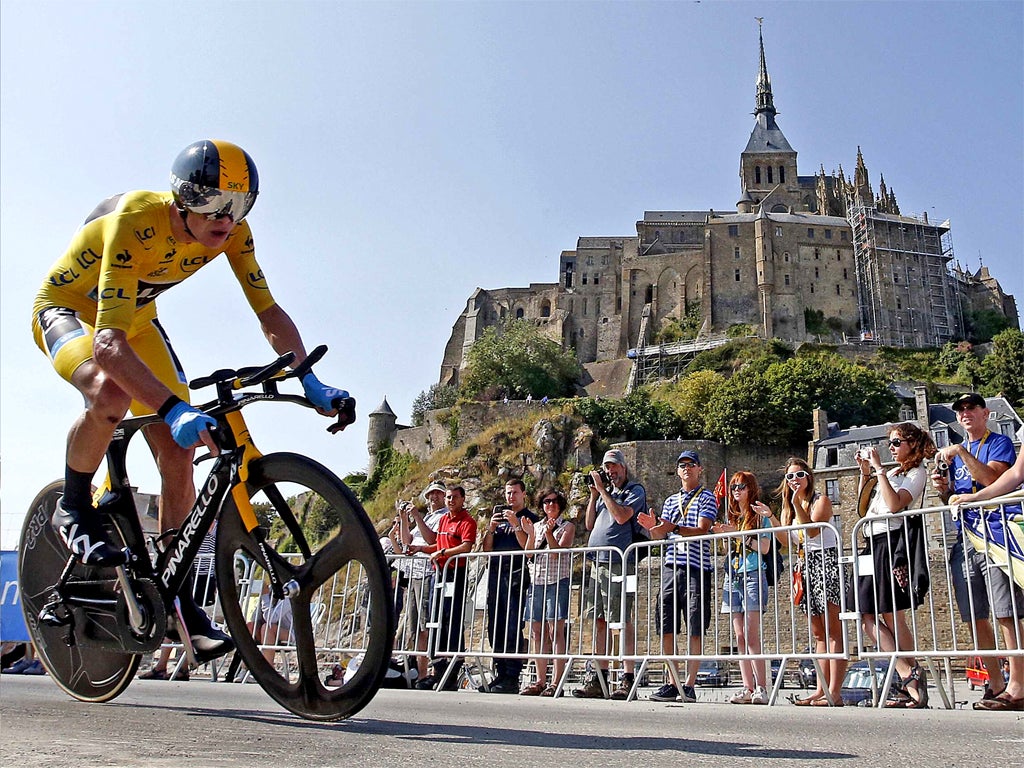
[184,345,356,434]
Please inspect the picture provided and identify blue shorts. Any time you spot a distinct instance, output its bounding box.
[525,578,571,622]
[721,569,768,614]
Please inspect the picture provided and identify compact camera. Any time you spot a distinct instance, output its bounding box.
[932,457,950,474]
[857,448,873,462]
[584,468,612,488]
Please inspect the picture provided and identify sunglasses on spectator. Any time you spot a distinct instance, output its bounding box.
[677,462,698,469]
[730,484,747,491]
[887,438,905,447]
[542,497,560,505]
[785,471,810,480]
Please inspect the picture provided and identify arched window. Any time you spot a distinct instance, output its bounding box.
[755,166,762,185]
[767,166,774,184]
[644,285,654,303]
[515,308,524,319]
[540,300,551,318]
[779,166,786,183]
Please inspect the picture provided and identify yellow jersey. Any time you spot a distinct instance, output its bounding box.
[34,190,276,331]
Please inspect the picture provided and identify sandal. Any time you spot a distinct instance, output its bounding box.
[900,664,928,709]
[520,680,547,696]
[974,691,1024,712]
[540,685,561,698]
[138,667,168,680]
[788,694,821,706]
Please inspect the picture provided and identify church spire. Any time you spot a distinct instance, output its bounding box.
[755,18,776,118]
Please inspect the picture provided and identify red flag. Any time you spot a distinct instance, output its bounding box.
[713,468,727,505]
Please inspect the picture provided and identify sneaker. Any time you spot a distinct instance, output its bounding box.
[572,673,607,699]
[138,667,169,680]
[680,684,697,703]
[51,503,127,566]
[481,676,519,694]
[650,684,680,702]
[170,597,235,664]
[2,657,38,675]
[21,660,46,675]
[610,674,635,701]
[414,675,437,691]
[750,686,769,705]
[730,688,753,704]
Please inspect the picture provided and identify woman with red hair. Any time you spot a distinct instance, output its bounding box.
[719,470,774,704]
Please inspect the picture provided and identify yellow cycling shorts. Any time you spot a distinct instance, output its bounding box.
[32,307,190,415]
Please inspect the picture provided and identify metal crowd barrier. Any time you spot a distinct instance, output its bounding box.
[849,498,1023,708]
[157,500,1023,706]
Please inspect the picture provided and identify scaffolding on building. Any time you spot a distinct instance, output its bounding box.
[626,304,737,392]
[848,200,960,347]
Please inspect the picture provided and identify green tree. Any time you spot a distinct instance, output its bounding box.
[703,353,898,446]
[979,328,1024,406]
[410,383,459,426]
[461,318,582,401]
[652,369,727,438]
[966,309,1012,343]
[574,390,684,441]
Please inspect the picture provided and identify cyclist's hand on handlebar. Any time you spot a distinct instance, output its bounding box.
[164,401,219,455]
[301,372,350,415]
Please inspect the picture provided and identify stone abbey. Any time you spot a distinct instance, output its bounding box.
[438,27,1018,390]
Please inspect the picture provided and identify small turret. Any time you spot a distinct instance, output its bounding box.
[366,397,398,475]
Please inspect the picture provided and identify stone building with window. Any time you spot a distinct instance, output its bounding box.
[439,28,1017,389]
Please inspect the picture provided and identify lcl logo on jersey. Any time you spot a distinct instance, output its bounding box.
[247,269,267,289]
[134,226,156,245]
[180,255,209,273]
[75,248,100,270]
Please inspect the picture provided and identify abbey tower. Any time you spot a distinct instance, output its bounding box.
[438,26,1018,389]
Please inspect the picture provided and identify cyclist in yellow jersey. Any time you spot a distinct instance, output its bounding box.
[31,140,347,662]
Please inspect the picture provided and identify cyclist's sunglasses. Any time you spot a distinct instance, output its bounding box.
[785,471,810,480]
[179,183,258,222]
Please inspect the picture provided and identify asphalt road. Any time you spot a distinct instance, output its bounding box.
[1,676,1020,768]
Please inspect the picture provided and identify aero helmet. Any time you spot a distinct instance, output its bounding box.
[170,139,259,222]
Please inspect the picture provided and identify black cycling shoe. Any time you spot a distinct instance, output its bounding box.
[51,503,127,566]
[169,595,234,664]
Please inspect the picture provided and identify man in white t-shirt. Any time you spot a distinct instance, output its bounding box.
[398,481,447,682]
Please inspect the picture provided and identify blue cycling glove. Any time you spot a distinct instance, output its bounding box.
[163,400,217,448]
[302,372,349,412]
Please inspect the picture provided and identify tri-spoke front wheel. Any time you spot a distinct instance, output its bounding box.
[215,453,394,721]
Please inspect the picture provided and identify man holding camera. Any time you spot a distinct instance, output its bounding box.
[396,481,448,684]
[479,478,539,693]
[573,449,647,700]
[931,392,1017,708]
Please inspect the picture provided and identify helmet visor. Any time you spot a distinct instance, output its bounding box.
[175,182,257,222]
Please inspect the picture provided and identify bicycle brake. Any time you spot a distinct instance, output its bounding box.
[327,397,357,434]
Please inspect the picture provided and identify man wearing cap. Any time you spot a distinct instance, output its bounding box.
[397,481,448,684]
[572,449,647,700]
[932,393,1020,710]
[638,450,719,703]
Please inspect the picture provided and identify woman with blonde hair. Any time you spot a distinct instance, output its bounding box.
[855,422,935,708]
[719,470,773,704]
[776,458,848,706]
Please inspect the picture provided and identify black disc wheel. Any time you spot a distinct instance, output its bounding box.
[215,453,395,721]
[17,481,141,702]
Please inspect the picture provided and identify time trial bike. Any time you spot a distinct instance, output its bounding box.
[18,346,395,721]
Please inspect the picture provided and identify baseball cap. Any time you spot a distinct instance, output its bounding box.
[422,480,447,499]
[602,449,627,467]
[951,393,986,412]
[677,450,701,465]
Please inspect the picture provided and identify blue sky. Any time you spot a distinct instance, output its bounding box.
[2,1,1021,547]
